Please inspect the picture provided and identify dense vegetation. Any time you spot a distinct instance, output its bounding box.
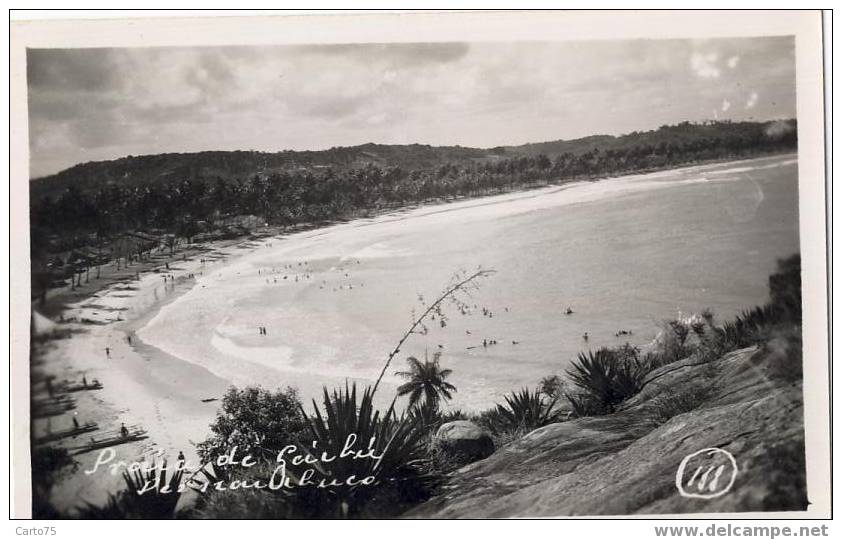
[30,120,796,298]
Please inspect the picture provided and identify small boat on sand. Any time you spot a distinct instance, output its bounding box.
[67,424,148,454]
[34,422,99,445]
[59,378,103,392]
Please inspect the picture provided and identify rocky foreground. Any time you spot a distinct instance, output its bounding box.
[408,342,806,517]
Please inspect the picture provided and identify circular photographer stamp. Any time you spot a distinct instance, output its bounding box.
[676,448,738,499]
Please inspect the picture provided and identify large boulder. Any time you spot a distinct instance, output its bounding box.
[435,420,495,462]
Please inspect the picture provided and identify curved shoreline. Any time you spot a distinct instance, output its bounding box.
[32,239,267,510]
[33,152,797,510]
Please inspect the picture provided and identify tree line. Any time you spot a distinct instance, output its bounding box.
[30,120,797,286]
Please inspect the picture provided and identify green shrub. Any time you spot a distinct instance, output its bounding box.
[762,329,803,382]
[425,433,481,474]
[296,382,431,517]
[120,459,185,518]
[538,374,566,399]
[769,254,801,321]
[31,446,77,518]
[189,460,326,519]
[74,493,136,519]
[487,387,559,433]
[649,387,710,424]
[190,382,433,518]
[565,345,646,416]
[405,399,444,434]
[70,459,185,519]
[718,255,801,350]
[196,385,309,464]
[565,393,607,417]
[189,475,299,519]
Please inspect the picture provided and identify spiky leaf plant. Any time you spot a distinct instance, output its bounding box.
[565,346,646,414]
[121,459,184,519]
[294,382,430,517]
[493,387,559,432]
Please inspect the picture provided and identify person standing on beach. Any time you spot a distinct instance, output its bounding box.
[105,347,111,358]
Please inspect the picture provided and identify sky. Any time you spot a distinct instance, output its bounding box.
[27,37,795,178]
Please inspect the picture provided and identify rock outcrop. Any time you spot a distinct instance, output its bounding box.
[408,344,806,518]
[434,420,495,462]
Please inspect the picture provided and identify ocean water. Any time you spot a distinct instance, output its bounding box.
[137,154,800,411]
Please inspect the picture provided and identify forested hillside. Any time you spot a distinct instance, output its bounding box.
[29,119,797,297]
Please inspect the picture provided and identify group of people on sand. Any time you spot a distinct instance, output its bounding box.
[259,260,319,286]
[258,326,268,335]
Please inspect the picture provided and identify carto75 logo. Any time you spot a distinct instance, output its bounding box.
[675,448,738,499]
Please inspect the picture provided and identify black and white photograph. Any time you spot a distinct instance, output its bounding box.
[10,10,831,521]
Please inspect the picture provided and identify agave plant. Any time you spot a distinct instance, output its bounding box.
[405,398,443,434]
[121,459,184,519]
[492,387,559,433]
[565,346,645,414]
[188,459,232,496]
[295,382,429,516]
[565,393,607,418]
[565,349,615,406]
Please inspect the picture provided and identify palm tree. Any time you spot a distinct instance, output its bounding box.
[395,352,457,410]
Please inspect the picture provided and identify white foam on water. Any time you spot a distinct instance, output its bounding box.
[135,153,799,409]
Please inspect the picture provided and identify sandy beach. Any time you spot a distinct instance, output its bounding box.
[31,237,275,511]
[31,153,799,512]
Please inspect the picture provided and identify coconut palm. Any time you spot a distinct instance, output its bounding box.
[395,352,457,410]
